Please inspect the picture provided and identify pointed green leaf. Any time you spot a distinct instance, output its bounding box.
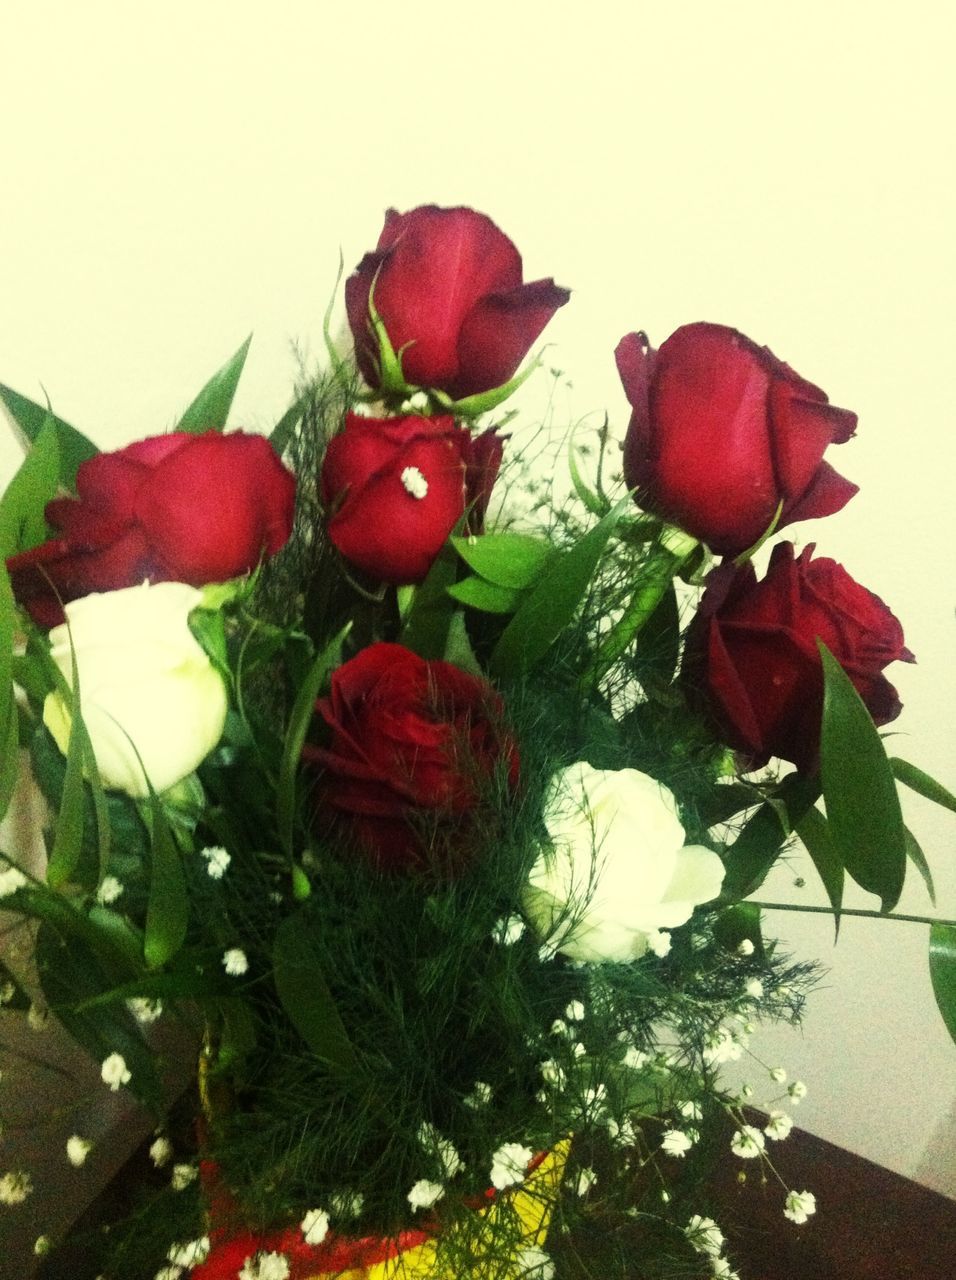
[0,690,19,823]
[0,383,98,487]
[269,394,305,456]
[490,496,631,680]
[175,335,252,434]
[277,624,351,861]
[795,804,844,938]
[904,825,936,906]
[720,772,822,901]
[0,563,16,816]
[143,793,188,969]
[818,641,907,912]
[451,531,553,589]
[45,701,87,892]
[399,541,459,660]
[929,923,956,1046]
[890,758,956,816]
[0,414,60,557]
[712,903,765,959]
[568,442,611,517]
[443,355,542,418]
[699,782,764,828]
[273,911,359,1073]
[442,610,483,677]
[447,575,523,614]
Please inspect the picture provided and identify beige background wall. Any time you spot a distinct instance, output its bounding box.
[2,0,954,1209]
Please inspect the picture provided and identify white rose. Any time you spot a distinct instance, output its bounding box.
[524,762,725,963]
[43,582,228,798]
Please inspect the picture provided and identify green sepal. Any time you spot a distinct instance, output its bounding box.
[794,804,843,939]
[435,354,542,419]
[0,412,60,557]
[889,757,956,816]
[490,495,631,680]
[732,499,784,567]
[447,576,523,614]
[451,531,553,589]
[818,641,906,912]
[929,923,956,1046]
[365,275,412,398]
[276,624,351,861]
[273,910,359,1074]
[174,334,252,434]
[720,772,822,902]
[0,383,98,489]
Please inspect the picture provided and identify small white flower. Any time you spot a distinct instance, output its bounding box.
[788,1080,807,1104]
[583,1083,607,1110]
[574,1166,597,1197]
[463,1081,492,1109]
[647,930,672,958]
[127,997,164,1025]
[167,1236,211,1267]
[769,1066,788,1084]
[622,1045,648,1070]
[571,1041,587,1059]
[744,978,764,1000]
[101,1052,131,1091]
[149,1136,173,1168]
[679,1100,703,1122]
[490,1142,534,1190]
[418,1123,464,1178]
[28,1002,49,1032]
[783,1189,817,1225]
[154,1268,183,1280]
[34,1236,51,1256]
[407,1178,445,1211]
[170,1163,198,1190]
[300,1208,330,1245]
[703,1026,742,1066]
[328,1190,364,1218]
[96,875,124,905]
[223,948,249,976]
[400,466,429,499]
[0,980,16,1005]
[351,401,375,418]
[740,1084,754,1099]
[0,1170,33,1204]
[730,1125,766,1159]
[565,1000,585,1022]
[685,1214,725,1257]
[550,1019,569,1037]
[661,1129,693,1158]
[493,914,526,945]
[201,846,231,879]
[400,391,431,414]
[711,1259,741,1280]
[538,1059,567,1090]
[66,1135,92,1167]
[0,866,27,898]
[605,1115,637,1146]
[516,1244,555,1278]
[765,1110,794,1141]
[737,938,755,957]
[239,1252,290,1280]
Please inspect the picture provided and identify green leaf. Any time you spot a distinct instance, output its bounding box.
[142,789,188,969]
[0,383,98,488]
[904,825,936,907]
[269,394,305,456]
[568,441,611,517]
[399,541,459,660]
[720,772,822,901]
[0,563,17,823]
[174,335,252,434]
[890,758,956,816]
[277,624,350,861]
[447,575,523,614]
[45,686,87,892]
[698,782,764,828]
[0,689,19,823]
[712,903,765,960]
[273,911,359,1073]
[794,804,844,937]
[451,531,554,589]
[0,414,60,557]
[929,923,956,1046]
[490,496,631,680]
[441,610,483,677]
[818,641,907,912]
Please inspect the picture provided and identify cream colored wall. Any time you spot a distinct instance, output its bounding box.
[1,0,953,1199]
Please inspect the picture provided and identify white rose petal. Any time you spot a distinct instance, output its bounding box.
[44,582,228,798]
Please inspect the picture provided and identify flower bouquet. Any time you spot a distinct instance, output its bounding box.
[1,204,954,1280]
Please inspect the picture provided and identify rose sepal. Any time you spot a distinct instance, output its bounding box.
[430,351,544,419]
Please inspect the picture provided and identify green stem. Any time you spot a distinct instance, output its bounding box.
[751,900,956,928]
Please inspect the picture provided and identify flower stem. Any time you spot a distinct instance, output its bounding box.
[750,900,956,928]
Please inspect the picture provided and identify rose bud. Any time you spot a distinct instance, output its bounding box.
[615,324,858,556]
[684,542,914,771]
[304,642,519,873]
[346,204,570,400]
[43,582,228,798]
[321,413,502,584]
[7,430,296,627]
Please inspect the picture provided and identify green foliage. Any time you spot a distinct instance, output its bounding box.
[0,382,98,488]
[720,773,821,901]
[890,757,956,815]
[929,924,956,1045]
[0,412,60,556]
[174,334,252,433]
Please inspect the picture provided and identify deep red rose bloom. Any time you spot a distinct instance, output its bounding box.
[305,643,519,872]
[685,542,914,771]
[7,430,296,627]
[346,205,570,399]
[616,323,859,555]
[322,412,502,584]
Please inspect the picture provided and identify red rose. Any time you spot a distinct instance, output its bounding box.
[346,205,570,399]
[7,430,296,627]
[305,643,519,872]
[615,324,859,555]
[322,412,502,584]
[685,542,914,770]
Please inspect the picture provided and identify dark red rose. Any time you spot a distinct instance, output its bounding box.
[346,205,570,399]
[685,542,914,771]
[321,412,502,584]
[305,642,519,872]
[7,430,296,627]
[616,324,859,555]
